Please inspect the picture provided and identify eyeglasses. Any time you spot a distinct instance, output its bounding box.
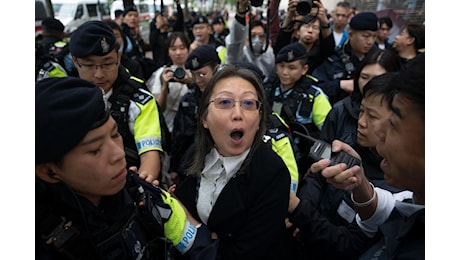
[191,71,209,79]
[76,55,119,72]
[209,98,261,111]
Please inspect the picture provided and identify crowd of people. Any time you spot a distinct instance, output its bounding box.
[35,0,425,259]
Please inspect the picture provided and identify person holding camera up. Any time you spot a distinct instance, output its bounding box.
[147,32,194,134]
[312,11,379,105]
[272,0,336,75]
[149,0,185,69]
[225,0,275,83]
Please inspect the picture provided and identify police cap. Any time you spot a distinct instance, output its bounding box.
[212,16,225,25]
[275,42,308,63]
[191,15,209,27]
[36,77,109,164]
[185,44,220,70]
[69,21,117,58]
[42,17,64,32]
[349,12,379,31]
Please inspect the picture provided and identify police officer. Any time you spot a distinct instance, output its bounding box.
[265,42,332,138]
[264,42,332,174]
[169,44,221,184]
[69,21,164,183]
[35,17,68,81]
[312,12,379,105]
[189,15,227,63]
[35,77,210,259]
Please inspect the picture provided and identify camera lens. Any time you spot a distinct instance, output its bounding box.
[173,67,185,79]
[296,0,312,15]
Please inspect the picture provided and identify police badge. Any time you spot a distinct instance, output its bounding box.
[192,57,200,69]
[287,50,294,62]
[101,37,110,54]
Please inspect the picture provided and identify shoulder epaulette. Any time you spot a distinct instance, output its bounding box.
[305,74,318,83]
[265,128,288,141]
[132,89,153,105]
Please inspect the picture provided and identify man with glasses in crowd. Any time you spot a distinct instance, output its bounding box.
[69,21,164,183]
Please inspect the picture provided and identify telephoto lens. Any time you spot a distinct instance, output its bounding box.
[296,0,313,15]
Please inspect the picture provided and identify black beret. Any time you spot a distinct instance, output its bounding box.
[123,5,138,16]
[275,42,308,63]
[36,77,109,164]
[349,12,378,31]
[185,44,220,70]
[212,16,225,25]
[42,17,64,32]
[69,21,117,58]
[192,15,209,26]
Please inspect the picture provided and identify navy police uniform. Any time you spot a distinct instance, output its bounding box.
[35,17,69,81]
[36,77,219,259]
[69,21,164,170]
[312,12,379,105]
[170,45,220,178]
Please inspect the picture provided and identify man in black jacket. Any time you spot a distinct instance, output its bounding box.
[149,0,185,69]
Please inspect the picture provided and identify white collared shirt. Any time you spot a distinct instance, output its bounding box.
[197,148,250,224]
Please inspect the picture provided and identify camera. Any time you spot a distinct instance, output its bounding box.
[173,67,185,79]
[296,0,313,16]
[168,66,186,82]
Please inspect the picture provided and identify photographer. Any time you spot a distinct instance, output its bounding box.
[225,0,275,83]
[146,32,194,133]
[272,0,335,75]
[149,0,185,69]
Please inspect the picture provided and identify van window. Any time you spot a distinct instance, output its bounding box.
[53,4,62,16]
[87,3,110,17]
[138,3,149,14]
[75,5,84,19]
[36,2,48,20]
[57,3,77,19]
[87,4,99,17]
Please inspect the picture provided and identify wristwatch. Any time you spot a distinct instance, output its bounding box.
[321,23,330,29]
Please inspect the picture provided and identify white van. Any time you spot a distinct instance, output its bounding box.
[53,0,111,35]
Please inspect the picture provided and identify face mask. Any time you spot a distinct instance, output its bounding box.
[251,36,264,56]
